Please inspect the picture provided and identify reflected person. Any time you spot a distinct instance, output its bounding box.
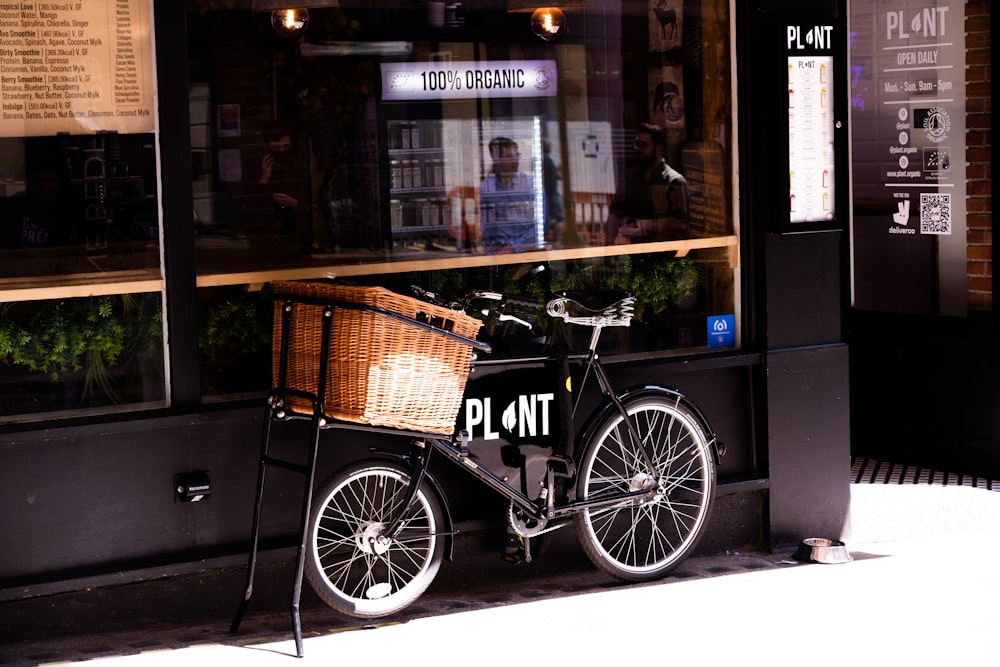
[606,122,689,244]
[479,136,538,252]
[249,121,311,251]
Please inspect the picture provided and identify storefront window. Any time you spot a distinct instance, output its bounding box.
[0,0,165,421]
[187,0,739,399]
[0,292,165,419]
[0,134,165,421]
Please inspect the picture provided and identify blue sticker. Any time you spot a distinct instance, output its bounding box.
[707,315,735,349]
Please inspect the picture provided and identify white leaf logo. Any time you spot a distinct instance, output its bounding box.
[502,401,517,433]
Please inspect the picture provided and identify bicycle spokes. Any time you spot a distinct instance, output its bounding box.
[574,396,716,580]
[306,464,444,617]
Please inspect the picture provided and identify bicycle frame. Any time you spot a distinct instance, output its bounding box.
[396,320,661,534]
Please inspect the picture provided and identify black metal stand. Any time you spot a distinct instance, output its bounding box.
[229,395,325,657]
[229,288,489,657]
[230,298,333,658]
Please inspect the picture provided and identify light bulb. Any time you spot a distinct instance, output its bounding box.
[531,7,565,41]
[271,8,310,36]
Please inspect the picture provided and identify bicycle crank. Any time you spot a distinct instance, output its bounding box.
[507,502,570,537]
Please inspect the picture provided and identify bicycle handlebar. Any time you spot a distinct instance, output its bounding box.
[411,286,634,329]
[464,290,545,310]
[409,285,462,310]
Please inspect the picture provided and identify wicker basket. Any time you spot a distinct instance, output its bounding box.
[268,281,482,434]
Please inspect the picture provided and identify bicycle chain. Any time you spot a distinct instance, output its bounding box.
[507,502,569,538]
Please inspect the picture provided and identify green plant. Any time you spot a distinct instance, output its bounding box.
[198,286,271,364]
[1,301,82,378]
[0,294,163,404]
[80,297,126,401]
[605,255,699,318]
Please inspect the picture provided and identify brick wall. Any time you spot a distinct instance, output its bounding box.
[965,0,992,312]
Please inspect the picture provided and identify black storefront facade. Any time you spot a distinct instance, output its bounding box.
[0,0,990,619]
[847,1,997,479]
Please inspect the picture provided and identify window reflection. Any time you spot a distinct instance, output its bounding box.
[0,134,160,281]
[187,0,738,402]
[187,2,733,275]
[0,292,165,420]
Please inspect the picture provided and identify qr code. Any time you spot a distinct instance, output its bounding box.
[920,193,951,235]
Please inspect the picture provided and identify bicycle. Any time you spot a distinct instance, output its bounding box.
[232,282,724,656]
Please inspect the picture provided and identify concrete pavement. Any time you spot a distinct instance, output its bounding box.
[4,531,998,666]
[3,466,1000,666]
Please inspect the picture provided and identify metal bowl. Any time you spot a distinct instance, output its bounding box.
[794,537,853,564]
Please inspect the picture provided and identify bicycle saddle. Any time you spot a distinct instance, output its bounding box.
[546,290,635,327]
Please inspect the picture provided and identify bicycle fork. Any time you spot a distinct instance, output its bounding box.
[383,440,434,541]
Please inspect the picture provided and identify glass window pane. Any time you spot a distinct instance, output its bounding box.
[198,285,271,400]
[0,137,165,422]
[0,292,165,422]
[0,135,161,281]
[187,0,739,400]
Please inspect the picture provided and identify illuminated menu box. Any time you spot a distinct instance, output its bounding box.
[788,55,835,223]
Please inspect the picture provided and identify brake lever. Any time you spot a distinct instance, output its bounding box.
[480,308,534,331]
[498,313,534,330]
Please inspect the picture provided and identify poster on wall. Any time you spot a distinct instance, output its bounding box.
[648,65,685,128]
[217,104,241,138]
[648,0,683,53]
[0,0,155,137]
[564,121,614,195]
[850,2,967,315]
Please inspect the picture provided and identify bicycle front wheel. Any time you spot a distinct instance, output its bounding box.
[305,461,445,618]
[574,394,716,581]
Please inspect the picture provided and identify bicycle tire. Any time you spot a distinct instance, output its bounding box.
[573,393,716,580]
[305,460,445,618]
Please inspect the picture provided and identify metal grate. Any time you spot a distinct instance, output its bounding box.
[851,456,999,491]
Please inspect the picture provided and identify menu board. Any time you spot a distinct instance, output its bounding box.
[0,0,155,137]
[788,55,835,223]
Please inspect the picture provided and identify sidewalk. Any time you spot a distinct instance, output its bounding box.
[3,462,999,666]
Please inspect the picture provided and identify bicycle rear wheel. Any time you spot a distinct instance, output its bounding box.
[574,393,716,581]
[305,460,445,618]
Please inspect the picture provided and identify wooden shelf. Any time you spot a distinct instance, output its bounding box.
[0,235,737,300]
[196,235,739,289]
[0,270,163,302]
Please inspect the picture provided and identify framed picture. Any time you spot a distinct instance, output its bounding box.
[217,104,241,138]
[648,66,685,128]
[217,148,243,183]
[648,0,683,53]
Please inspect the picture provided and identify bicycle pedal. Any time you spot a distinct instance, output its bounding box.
[503,532,532,564]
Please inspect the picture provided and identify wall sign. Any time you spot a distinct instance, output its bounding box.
[381,60,558,102]
[849,2,967,315]
[871,5,961,238]
[0,0,155,137]
[707,314,735,349]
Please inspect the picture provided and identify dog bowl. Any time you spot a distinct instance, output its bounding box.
[794,537,853,564]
